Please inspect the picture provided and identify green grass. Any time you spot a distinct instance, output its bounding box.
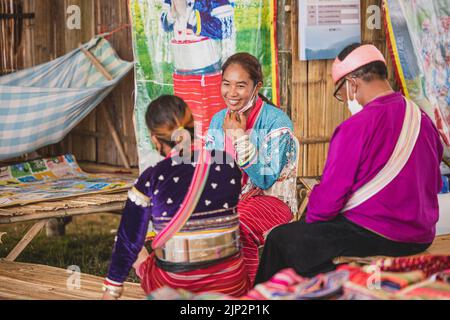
[0,214,140,283]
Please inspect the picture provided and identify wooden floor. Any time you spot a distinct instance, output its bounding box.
[0,235,448,300]
[427,234,450,255]
[334,234,450,264]
[0,260,146,300]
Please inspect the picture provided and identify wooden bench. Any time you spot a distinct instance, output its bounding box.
[0,260,146,300]
[0,192,129,262]
[296,178,450,263]
[333,234,450,265]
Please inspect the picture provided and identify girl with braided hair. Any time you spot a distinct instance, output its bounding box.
[103,95,250,299]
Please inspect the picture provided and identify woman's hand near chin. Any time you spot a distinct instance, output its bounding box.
[223,111,247,142]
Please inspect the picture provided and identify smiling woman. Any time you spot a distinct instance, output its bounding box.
[205,52,299,286]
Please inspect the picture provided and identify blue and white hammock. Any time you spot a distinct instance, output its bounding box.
[0,37,134,161]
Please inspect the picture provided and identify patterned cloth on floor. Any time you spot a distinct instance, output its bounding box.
[146,255,450,300]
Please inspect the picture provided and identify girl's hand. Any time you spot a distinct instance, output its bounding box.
[102,291,119,300]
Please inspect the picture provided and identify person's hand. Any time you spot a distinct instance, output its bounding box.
[102,291,119,300]
[173,0,188,18]
[223,111,247,142]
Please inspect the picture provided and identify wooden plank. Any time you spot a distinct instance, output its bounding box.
[333,234,450,265]
[0,260,145,300]
[0,202,126,224]
[78,162,138,175]
[78,32,131,169]
[288,0,398,177]
[5,219,48,261]
[101,107,131,168]
[95,0,137,167]
[67,0,97,162]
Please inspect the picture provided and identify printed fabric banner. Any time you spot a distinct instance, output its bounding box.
[129,0,279,171]
[0,154,134,207]
[384,0,450,157]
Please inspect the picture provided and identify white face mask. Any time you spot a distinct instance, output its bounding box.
[236,85,258,114]
[346,81,363,115]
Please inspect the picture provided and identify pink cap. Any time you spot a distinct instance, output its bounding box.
[331,45,386,84]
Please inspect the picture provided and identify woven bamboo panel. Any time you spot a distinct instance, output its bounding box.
[0,0,137,167]
[290,0,398,177]
[0,260,145,300]
[2,0,398,173]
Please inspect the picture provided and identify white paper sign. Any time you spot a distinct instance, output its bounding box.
[299,0,361,60]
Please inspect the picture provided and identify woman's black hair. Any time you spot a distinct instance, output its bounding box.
[145,95,195,148]
[222,52,274,105]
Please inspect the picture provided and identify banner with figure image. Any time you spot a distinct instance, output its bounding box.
[129,0,279,171]
[384,0,450,157]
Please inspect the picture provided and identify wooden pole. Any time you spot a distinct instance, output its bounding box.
[79,44,131,169]
[101,107,131,169]
[5,219,48,261]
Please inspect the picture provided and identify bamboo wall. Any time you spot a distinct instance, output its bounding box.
[0,0,34,75]
[286,0,398,177]
[1,0,397,175]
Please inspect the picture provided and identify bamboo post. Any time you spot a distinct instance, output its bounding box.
[79,44,131,169]
[277,0,292,116]
[5,219,48,261]
[101,107,131,169]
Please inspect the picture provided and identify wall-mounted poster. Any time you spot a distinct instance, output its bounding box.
[129,0,279,172]
[299,0,361,61]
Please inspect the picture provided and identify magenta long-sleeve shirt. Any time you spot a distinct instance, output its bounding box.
[307,92,443,243]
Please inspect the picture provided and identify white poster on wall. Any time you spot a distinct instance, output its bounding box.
[299,0,361,61]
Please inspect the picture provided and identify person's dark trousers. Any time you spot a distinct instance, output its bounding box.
[254,215,432,286]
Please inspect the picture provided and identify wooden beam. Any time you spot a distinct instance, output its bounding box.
[78,161,138,175]
[5,220,48,261]
[101,107,131,169]
[0,203,125,224]
[79,44,131,169]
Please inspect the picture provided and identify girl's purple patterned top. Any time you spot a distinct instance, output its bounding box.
[106,150,242,284]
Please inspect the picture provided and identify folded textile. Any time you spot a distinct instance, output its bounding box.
[374,255,450,278]
[146,256,450,300]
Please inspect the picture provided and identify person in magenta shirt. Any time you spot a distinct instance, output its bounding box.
[255,43,443,284]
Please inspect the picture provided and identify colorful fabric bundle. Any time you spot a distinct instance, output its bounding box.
[244,268,349,300]
[244,269,305,300]
[374,255,450,278]
[398,276,450,300]
[338,256,450,299]
[145,256,450,300]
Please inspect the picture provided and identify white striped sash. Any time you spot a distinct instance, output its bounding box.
[342,98,422,212]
